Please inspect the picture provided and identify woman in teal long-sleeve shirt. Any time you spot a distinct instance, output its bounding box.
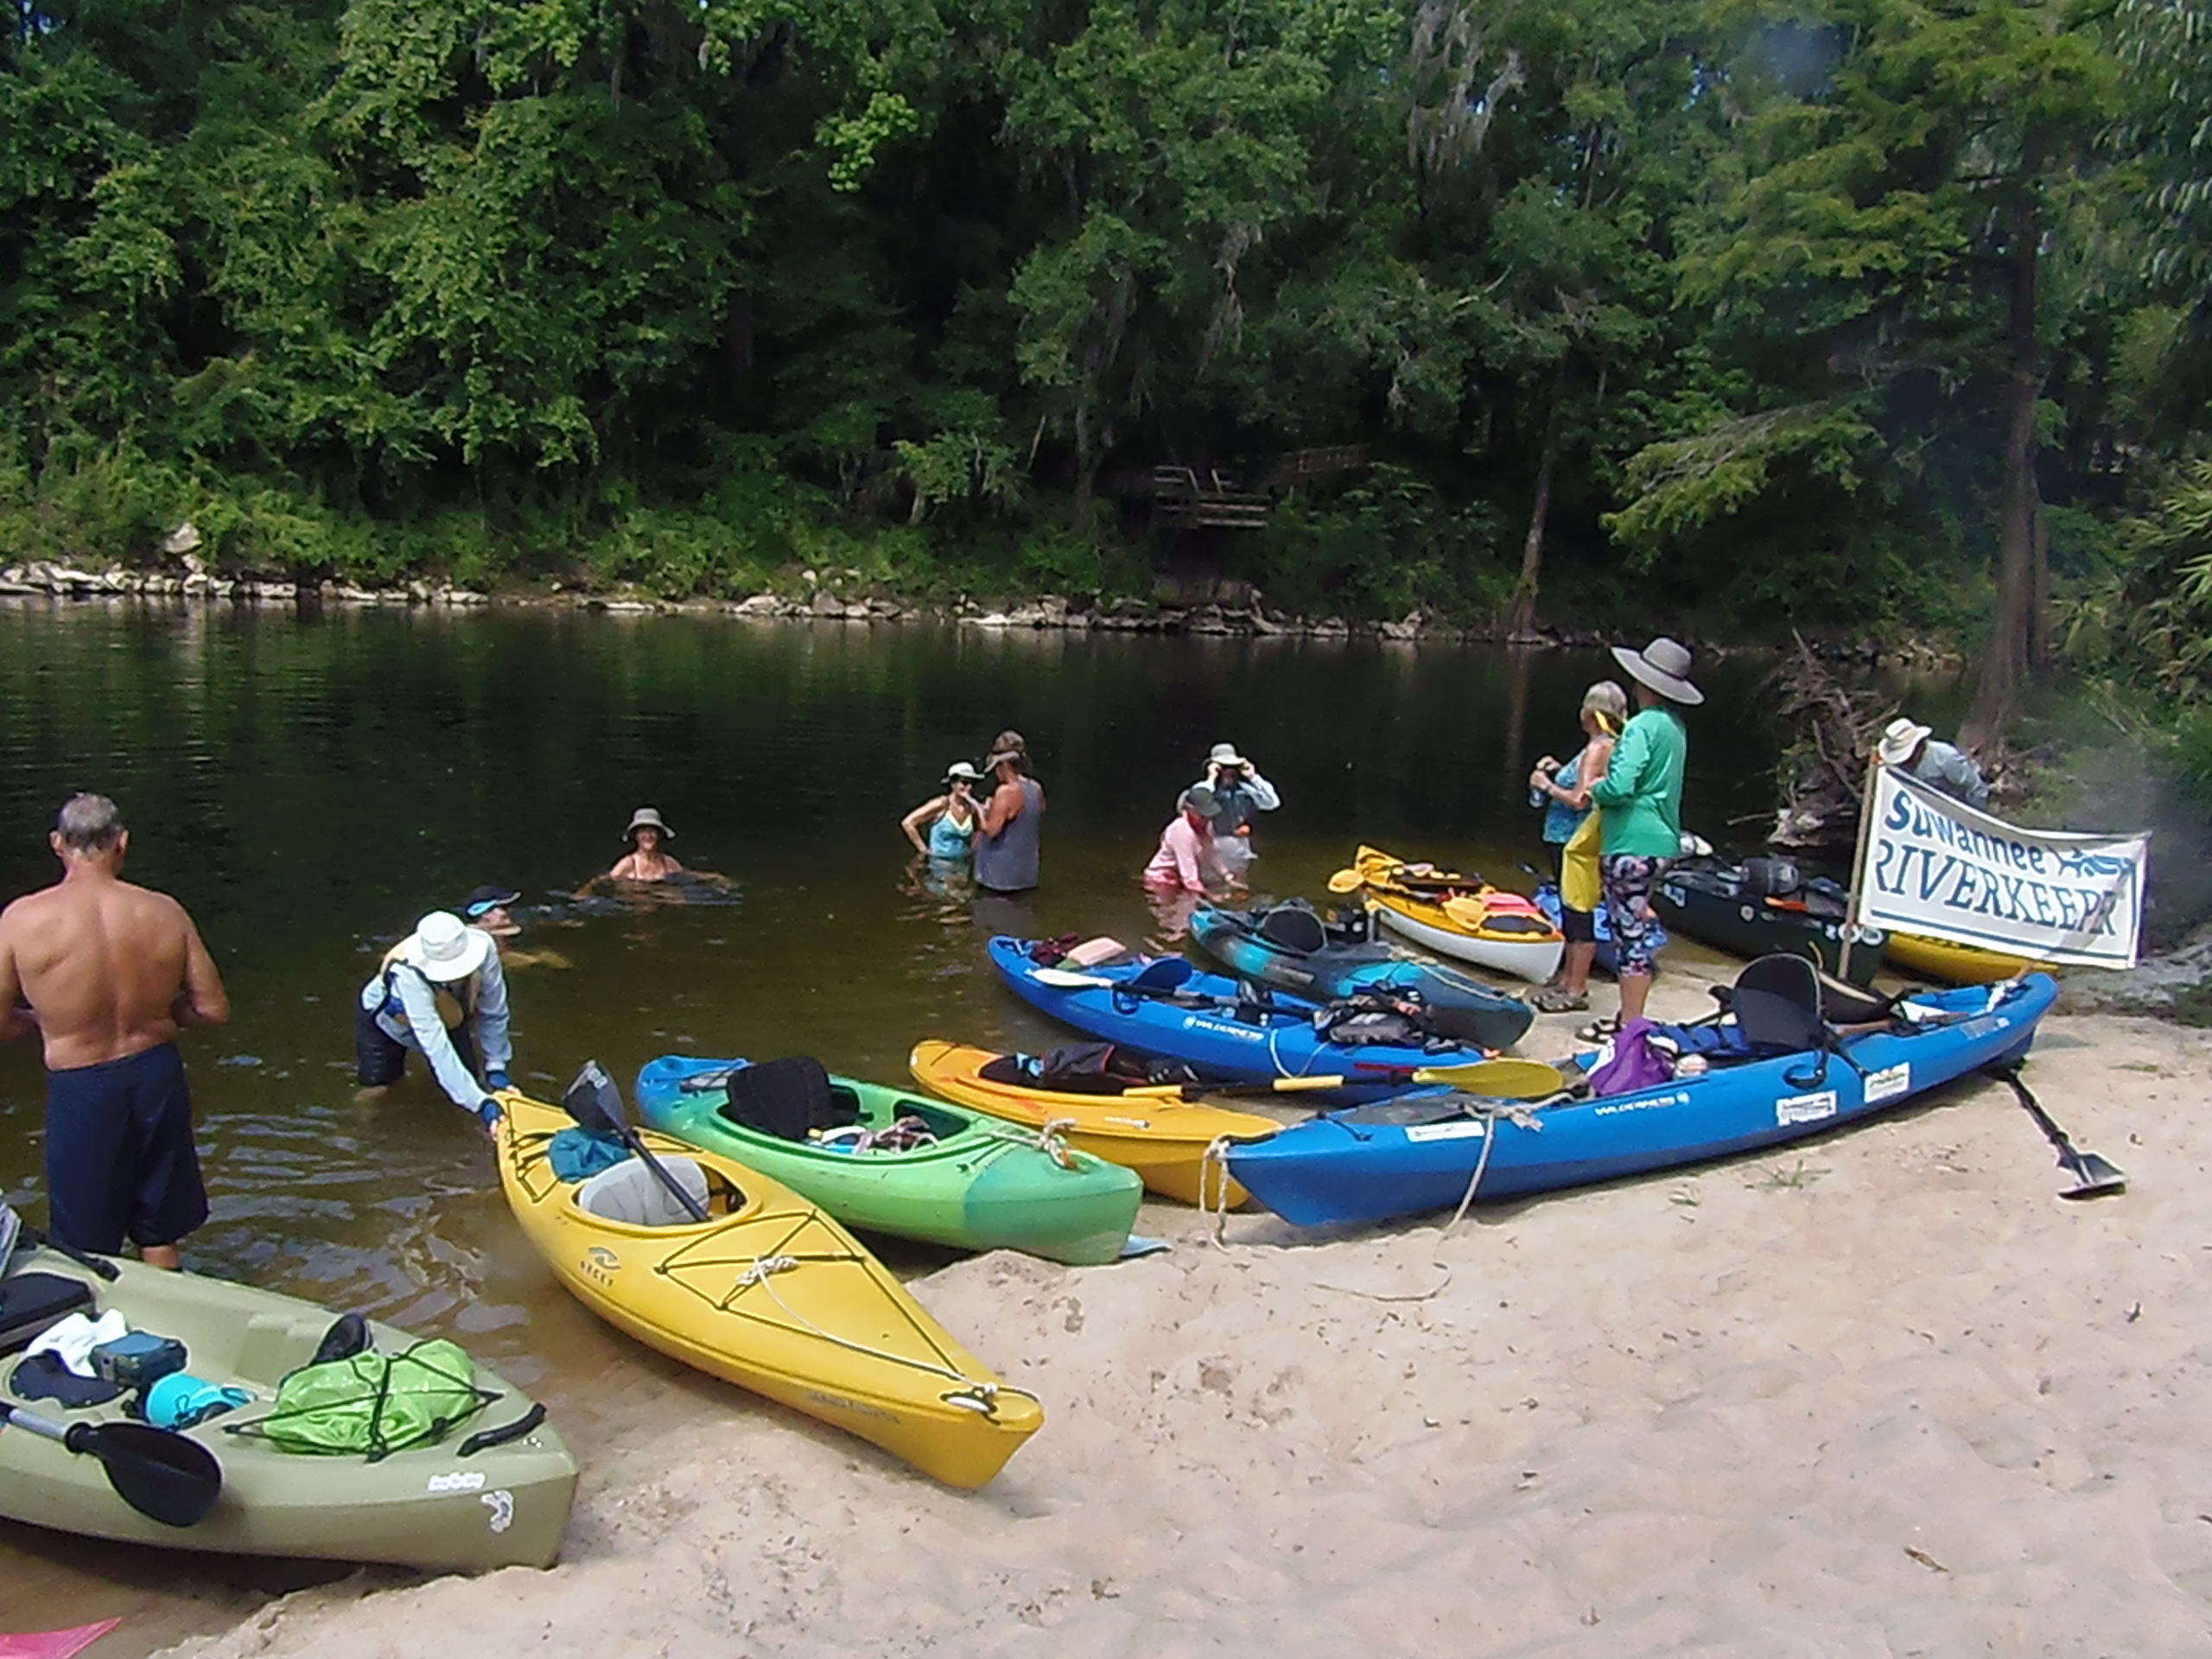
[1588,638,1701,1027]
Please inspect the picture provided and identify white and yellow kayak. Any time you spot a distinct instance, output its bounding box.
[1335,845,1565,983]
[493,1090,1042,1489]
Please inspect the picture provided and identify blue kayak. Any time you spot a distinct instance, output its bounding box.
[1225,974,2059,1225]
[986,936,1488,1097]
[1188,902,1534,1052]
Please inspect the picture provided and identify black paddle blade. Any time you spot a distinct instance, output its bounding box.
[560,1059,627,1135]
[2059,1152,2127,1200]
[67,1421,221,1528]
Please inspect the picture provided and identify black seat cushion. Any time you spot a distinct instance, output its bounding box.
[1730,955,1828,1053]
[719,1058,855,1142]
[0,1271,95,1355]
[1257,906,1327,956]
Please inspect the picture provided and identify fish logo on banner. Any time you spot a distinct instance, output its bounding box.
[1853,766,2150,969]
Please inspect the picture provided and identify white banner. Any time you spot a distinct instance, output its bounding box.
[1854,765,2149,969]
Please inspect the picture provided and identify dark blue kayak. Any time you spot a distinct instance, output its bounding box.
[1188,903,1533,1052]
[1225,974,2059,1225]
[986,936,1487,1098]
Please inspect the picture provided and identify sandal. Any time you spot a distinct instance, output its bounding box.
[1530,988,1589,1014]
[1575,1014,1622,1043]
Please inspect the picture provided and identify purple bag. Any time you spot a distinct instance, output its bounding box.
[1587,1017,1675,1097]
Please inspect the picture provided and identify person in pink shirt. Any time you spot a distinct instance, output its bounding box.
[1142,785,1233,894]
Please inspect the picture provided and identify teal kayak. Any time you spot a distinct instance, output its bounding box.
[634,1055,1143,1265]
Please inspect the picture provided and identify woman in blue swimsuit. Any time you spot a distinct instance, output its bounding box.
[900,762,982,861]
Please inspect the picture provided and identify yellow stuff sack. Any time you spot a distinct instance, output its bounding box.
[1560,811,1602,914]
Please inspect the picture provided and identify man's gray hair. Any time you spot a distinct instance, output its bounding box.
[55,793,124,853]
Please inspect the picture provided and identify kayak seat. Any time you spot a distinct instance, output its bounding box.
[1726,955,1827,1054]
[718,1057,856,1143]
[0,1271,95,1354]
[1258,906,1327,955]
[575,1155,712,1227]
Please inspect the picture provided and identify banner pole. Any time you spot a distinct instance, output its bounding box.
[1838,754,1884,983]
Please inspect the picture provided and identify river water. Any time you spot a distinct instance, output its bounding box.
[0,605,1783,1645]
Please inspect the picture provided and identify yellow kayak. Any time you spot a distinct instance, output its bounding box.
[1883,931,2051,985]
[1337,846,1564,983]
[493,1090,1041,1489]
[906,1040,1281,1207]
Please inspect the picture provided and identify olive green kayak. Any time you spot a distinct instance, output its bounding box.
[634,1055,1144,1265]
[0,1243,576,1570]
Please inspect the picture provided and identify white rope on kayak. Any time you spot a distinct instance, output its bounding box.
[1034,1116,1078,1170]
[1198,1135,1236,1249]
[732,1252,1041,1416]
[1438,1100,1545,1241]
[734,1254,799,1287]
[1438,1109,1500,1240]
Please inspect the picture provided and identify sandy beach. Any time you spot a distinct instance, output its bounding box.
[141,972,2212,1658]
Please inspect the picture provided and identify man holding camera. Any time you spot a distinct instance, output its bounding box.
[1191,742,1281,877]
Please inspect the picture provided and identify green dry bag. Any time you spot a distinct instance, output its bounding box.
[251,1338,490,1460]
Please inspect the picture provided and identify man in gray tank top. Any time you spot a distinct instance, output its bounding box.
[973,732,1046,893]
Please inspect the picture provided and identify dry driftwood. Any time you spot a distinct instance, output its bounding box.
[1768,635,1886,849]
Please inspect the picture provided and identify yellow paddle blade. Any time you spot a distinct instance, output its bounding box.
[1325,867,1367,894]
[1408,1058,1567,1098]
[1440,893,1494,927]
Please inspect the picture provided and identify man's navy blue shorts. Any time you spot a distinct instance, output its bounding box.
[45,1041,209,1253]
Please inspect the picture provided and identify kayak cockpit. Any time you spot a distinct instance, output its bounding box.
[574,1155,739,1227]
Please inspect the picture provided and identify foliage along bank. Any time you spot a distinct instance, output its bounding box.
[3,0,2211,692]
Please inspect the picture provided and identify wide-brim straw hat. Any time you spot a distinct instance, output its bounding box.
[404,911,492,982]
[623,806,674,842]
[944,760,982,783]
[1610,637,1704,706]
[1877,717,1933,767]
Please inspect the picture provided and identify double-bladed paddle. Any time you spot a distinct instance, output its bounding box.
[1987,1061,2125,1199]
[1124,1075,1349,1101]
[555,1061,713,1224]
[1351,1057,1567,1097]
[0,1401,221,1527]
[1126,1058,1566,1102]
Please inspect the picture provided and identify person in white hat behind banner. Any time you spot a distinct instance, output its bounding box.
[1586,637,1701,1032]
[354,910,512,1132]
[1875,717,1989,810]
[1190,741,1280,876]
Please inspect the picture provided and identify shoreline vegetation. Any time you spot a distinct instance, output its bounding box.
[0,552,1968,665]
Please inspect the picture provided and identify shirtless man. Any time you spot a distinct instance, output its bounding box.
[0,794,229,1268]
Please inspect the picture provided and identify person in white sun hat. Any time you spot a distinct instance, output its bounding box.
[355,910,512,1132]
[1191,741,1280,875]
[1875,717,1989,810]
[1585,637,1700,1033]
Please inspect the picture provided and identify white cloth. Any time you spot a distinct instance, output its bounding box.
[27,1309,128,1377]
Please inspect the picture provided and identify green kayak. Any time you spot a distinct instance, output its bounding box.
[0,1242,576,1570]
[634,1055,1144,1265]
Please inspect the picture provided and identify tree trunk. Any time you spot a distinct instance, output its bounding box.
[1505,362,1567,638]
[1961,188,2040,753]
[2028,486,2050,675]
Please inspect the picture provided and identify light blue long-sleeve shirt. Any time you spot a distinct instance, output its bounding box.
[358,943,512,1111]
[1191,767,1281,834]
[1911,740,1990,810]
